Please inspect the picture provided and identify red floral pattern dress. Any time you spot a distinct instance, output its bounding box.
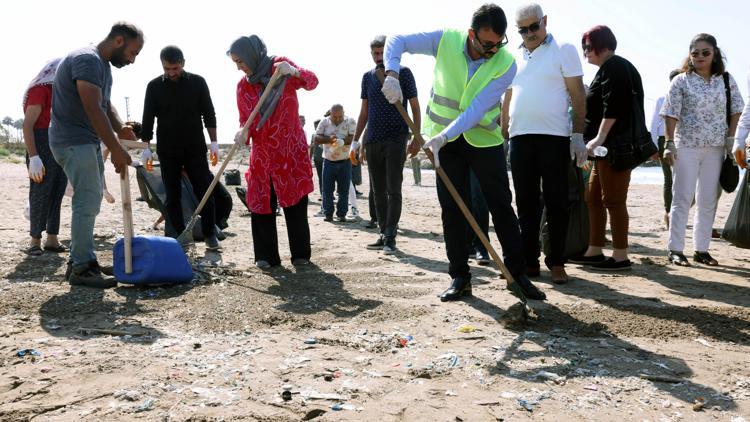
[236,57,317,214]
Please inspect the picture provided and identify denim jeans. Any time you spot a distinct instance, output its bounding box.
[51,143,104,271]
[322,159,351,218]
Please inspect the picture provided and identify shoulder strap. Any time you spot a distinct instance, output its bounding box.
[723,72,731,126]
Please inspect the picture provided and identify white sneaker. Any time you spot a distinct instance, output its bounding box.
[314,209,325,217]
[349,207,360,220]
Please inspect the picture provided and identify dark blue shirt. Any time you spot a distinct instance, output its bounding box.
[360,66,417,143]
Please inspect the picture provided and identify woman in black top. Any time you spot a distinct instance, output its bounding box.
[569,25,643,271]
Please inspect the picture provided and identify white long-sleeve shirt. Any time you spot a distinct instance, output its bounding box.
[649,96,665,144]
[735,73,750,144]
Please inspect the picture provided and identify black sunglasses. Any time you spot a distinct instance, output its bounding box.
[517,19,543,35]
[475,33,509,51]
[690,49,712,58]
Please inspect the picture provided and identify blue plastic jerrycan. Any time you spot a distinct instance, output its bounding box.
[113,236,193,284]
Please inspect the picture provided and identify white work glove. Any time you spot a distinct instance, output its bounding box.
[586,136,605,157]
[663,140,677,166]
[333,137,345,147]
[424,134,448,168]
[210,142,219,156]
[381,75,403,104]
[28,155,45,183]
[570,133,588,167]
[349,141,359,154]
[140,148,152,164]
[732,135,748,169]
[234,129,247,145]
[274,61,299,77]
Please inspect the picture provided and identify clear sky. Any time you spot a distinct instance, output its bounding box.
[2,0,747,142]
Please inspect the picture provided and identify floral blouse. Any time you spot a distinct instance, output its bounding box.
[660,71,744,148]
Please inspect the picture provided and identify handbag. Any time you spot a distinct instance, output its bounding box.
[719,72,739,193]
[606,64,657,171]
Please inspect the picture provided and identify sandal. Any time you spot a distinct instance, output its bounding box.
[43,244,67,253]
[668,251,690,266]
[24,245,43,256]
[693,251,718,266]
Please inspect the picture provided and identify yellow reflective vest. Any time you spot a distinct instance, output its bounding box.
[423,29,514,147]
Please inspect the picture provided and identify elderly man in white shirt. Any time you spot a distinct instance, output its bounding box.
[501,3,586,285]
[314,104,357,223]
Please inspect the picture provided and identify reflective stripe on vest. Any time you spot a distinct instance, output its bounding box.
[423,28,514,148]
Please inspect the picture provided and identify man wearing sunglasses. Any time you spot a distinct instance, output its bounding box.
[383,3,546,302]
[501,3,586,285]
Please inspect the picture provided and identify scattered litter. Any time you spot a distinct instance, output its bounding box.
[302,409,327,420]
[300,391,346,401]
[134,397,155,413]
[535,371,565,384]
[473,400,500,406]
[446,390,458,397]
[518,399,535,412]
[457,325,478,333]
[281,390,292,401]
[114,389,142,402]
[16,349,41,358]
[692,397,706,411]
[501,392,516,399]
[693,338,713,348]
[639,373,685,384]
[583,385,598,391]
[78,327,147,337]
[305,338,317,345]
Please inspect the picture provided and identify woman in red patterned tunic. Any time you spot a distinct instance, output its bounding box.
[228,35,318,269]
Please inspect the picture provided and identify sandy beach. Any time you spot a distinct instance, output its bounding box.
[0,155,748,421]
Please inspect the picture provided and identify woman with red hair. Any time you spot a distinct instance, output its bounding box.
[569,25,643,271]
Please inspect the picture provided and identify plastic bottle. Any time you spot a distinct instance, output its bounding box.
[145,159,153,172]
[593,146,608,157]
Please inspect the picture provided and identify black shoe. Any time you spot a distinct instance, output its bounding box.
[668,251,690,266]
[590,257,632,271]
[440,278,472,302]
[336,215,351,223]
[69,262,117,288]
[364,220,378,229]
[693,251,718,266]
[366,236,385,250]
[568,254,606,265]
[512,274,546,301]
[383,238,398,255]
[324,215,333,222]
[91,261,113,276]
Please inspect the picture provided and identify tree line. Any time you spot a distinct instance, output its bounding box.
[1,116,24,142]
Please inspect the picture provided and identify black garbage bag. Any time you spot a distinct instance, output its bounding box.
[722,170,750,248]
[541,161,589,259]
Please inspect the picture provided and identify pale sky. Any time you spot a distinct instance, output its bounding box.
[2,0,748,142]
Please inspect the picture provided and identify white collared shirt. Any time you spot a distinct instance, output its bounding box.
[316,116,356,161]
[508,34,584,137]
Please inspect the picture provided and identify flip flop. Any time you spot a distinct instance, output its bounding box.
[43,244,67,253]
[24,246,43,256]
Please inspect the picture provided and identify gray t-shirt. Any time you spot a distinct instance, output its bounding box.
[49,45,112,147]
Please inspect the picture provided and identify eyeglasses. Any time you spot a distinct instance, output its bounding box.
[475,33,509,51]
[517,19,543,35]
[690,49,712,58]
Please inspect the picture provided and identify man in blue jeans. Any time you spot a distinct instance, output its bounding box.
[314,104,356,222]
[352,35,421,255]
[50,22,144,288]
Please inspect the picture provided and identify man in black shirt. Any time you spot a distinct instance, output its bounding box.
[141,45,220,249]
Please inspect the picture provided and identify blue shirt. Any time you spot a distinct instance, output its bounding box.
[361,66,417,143]
[385,30,516,141]
[50,45,112,147]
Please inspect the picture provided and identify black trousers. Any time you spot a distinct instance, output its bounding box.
[27,129,67,238]
[657,136,673,213]
[160,150,216,237]
[365,135,407,239]
[314,159,323,196]
[509,134,570,268]
[467,168,489,254]
[251,183,310,266]
[437,136,525,279]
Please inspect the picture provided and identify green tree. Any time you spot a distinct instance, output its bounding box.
[12,118,24,141]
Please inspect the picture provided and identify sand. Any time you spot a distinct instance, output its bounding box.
[0,156,748,421]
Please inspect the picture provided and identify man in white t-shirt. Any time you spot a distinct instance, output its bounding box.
[501,3,587,284]
[313,104,357,222]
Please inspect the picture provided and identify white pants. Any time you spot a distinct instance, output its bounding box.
[668,146,723,252]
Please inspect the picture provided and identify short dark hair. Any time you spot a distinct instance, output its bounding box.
[680,33,725,76]
[313,119,321,129]
[582,25,617,56]
[471,3,508,36]
[370,35,386,49]
[106,21,144,42]
[669,69,681,81]
[160,45,184,63]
